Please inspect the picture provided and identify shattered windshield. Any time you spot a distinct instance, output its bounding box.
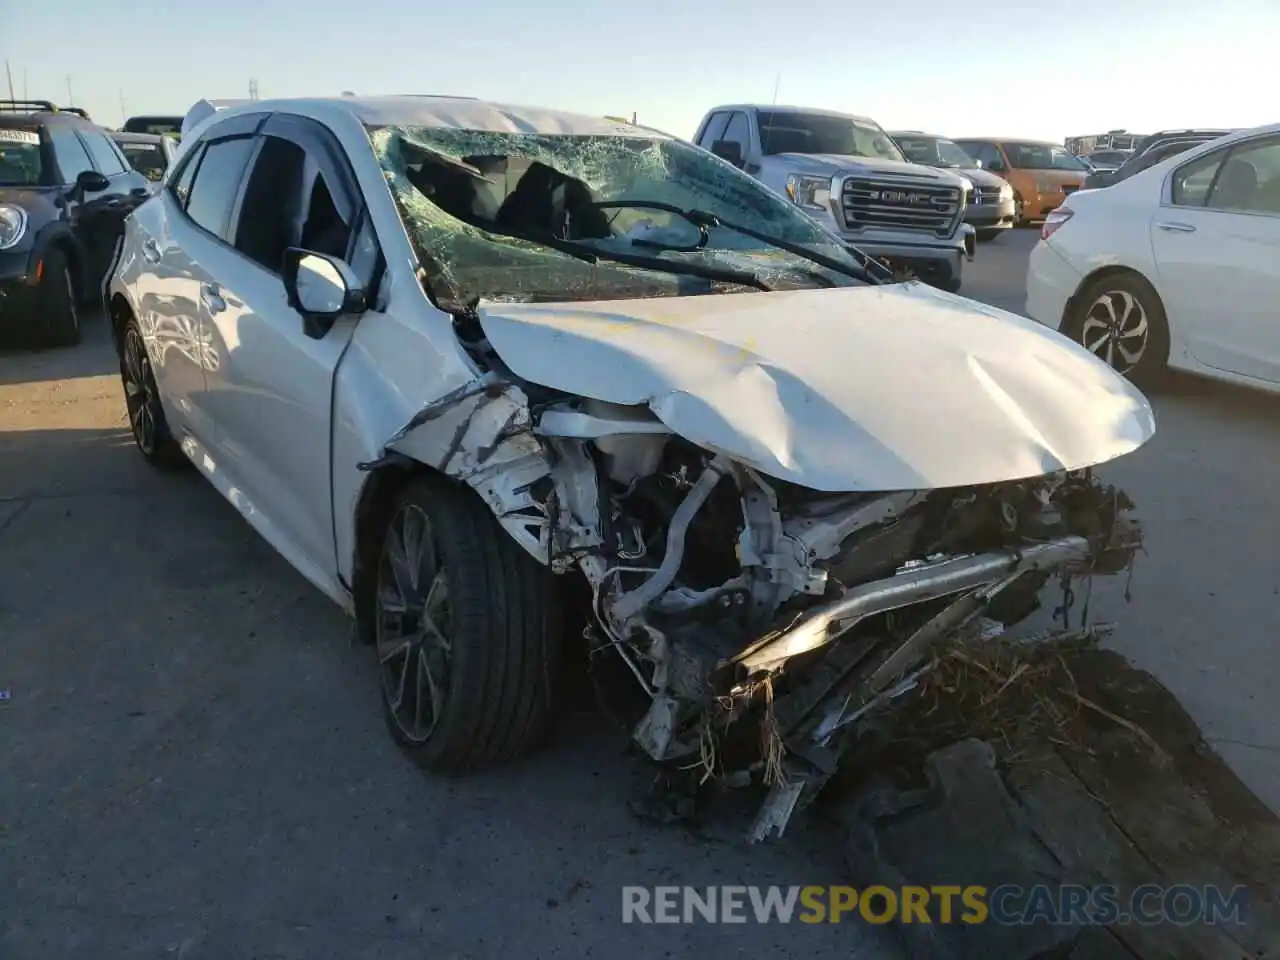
[370,125,869,312]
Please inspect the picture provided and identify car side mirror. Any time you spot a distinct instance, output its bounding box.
[710,140,744,168]
[973,159,983,169]
[72,169,110,196]
[282,247,366,339]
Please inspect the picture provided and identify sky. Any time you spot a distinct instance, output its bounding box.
[3,0,1277,143]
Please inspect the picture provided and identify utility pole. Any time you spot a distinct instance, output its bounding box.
[5,60,14,101]
[23,68,28,99]
[119,89,128,124]
[65,75,74,106]
[772,74,781,105]
[248,78,259,100]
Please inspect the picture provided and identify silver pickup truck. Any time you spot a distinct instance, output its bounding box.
[693,104,976,292]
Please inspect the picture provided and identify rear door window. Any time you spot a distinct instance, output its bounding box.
[79,131,128,176]
[184,136,258,241]
[47,126,95,183]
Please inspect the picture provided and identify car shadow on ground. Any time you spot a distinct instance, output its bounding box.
[0,309,117,387]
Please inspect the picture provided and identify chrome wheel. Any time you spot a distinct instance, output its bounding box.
[122,327,158,454]
[376,504,451,745]
[1080,289,1149,374]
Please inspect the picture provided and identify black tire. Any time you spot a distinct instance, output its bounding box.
[1013,193,1029,226]
[940,275,962,294]
[118,316,186,469]
[1065,272,1169,386]
[38,246,81,347]
[976,229,1003,242]
[373,476,562,772]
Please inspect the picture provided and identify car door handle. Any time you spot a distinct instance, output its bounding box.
[1156,221,1196,233]
[200,283,226,314]
[141,238,161,263]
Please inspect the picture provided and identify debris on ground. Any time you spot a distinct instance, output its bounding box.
[830,631,1280,960]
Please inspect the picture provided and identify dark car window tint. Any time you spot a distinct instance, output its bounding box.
[231,134,307,272]
[185,136,258,241]
[169,145,202,207]
[233,134,354,274]
[81,131,127,175]
[698,112,730,149]
[721,112,751,153]
[1171,149,1225,207]
[47,126,95,183]
[1205,137,1280,215]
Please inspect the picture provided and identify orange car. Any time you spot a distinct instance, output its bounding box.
[952,138,1089,224]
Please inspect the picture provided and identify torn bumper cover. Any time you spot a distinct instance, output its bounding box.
[358,288,1150,846]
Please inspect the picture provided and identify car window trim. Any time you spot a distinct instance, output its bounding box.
[1161,134,1280,216]
[257,111,382,269]
[74,127,127,178]
[181,133,261,243]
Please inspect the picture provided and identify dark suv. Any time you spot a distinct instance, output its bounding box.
[0,99,151,346]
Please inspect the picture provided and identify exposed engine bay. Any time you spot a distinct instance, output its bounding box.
[364,121,1149,841]
[374,373,1143,842]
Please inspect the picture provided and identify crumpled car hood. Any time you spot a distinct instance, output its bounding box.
[477,282,1156,492]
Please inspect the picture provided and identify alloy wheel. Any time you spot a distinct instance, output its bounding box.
[1080,289,1149,374]
[375,504,452,744]
[122,327,158,454]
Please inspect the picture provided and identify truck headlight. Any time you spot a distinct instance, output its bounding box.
[999,182,1014,200]
[785,174,832,211]
[0,205,28,250]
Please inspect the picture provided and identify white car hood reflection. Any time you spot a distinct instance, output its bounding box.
[477,281,1156,492]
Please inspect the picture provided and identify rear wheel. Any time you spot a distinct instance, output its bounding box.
[373,476,562,772]
[119,317,186,468]
[38,247,80,347]
[1066,272,1169,385]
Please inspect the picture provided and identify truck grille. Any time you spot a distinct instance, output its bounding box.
[973,185,1004,204]
[840,177,963,235]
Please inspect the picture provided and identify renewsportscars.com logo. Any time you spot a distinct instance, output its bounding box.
[622,884,1250,926]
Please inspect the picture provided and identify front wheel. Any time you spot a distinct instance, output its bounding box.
[38,247,80,347]
[1066,273,1169,385]
[374,477,563,772]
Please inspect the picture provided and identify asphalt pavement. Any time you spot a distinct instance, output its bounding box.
[2,227,1277,958]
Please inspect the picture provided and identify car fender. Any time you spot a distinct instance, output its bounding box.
[27,219,89,293]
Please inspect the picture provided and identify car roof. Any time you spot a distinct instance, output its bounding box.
[888,130,950,139]
[705,104,880,126]
[0,99,95,128]
[192,95,666,139]
[110,131,167,144]
[953,137,1062,145]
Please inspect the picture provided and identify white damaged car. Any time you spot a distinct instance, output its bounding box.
[106,96,1154,839]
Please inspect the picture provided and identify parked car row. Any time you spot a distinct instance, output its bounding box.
[0,99,154,345]
[100,94,1151,841]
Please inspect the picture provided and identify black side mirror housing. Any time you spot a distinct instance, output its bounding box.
[710,140,744,168]
[282,247,367,339]
[71,169,110,197]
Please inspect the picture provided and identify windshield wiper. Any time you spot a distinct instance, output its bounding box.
[481,223,775,292]
[592,200,888,285]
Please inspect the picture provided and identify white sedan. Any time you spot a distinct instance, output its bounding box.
[104,95,1150,834]
[1026,123,1280,389]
